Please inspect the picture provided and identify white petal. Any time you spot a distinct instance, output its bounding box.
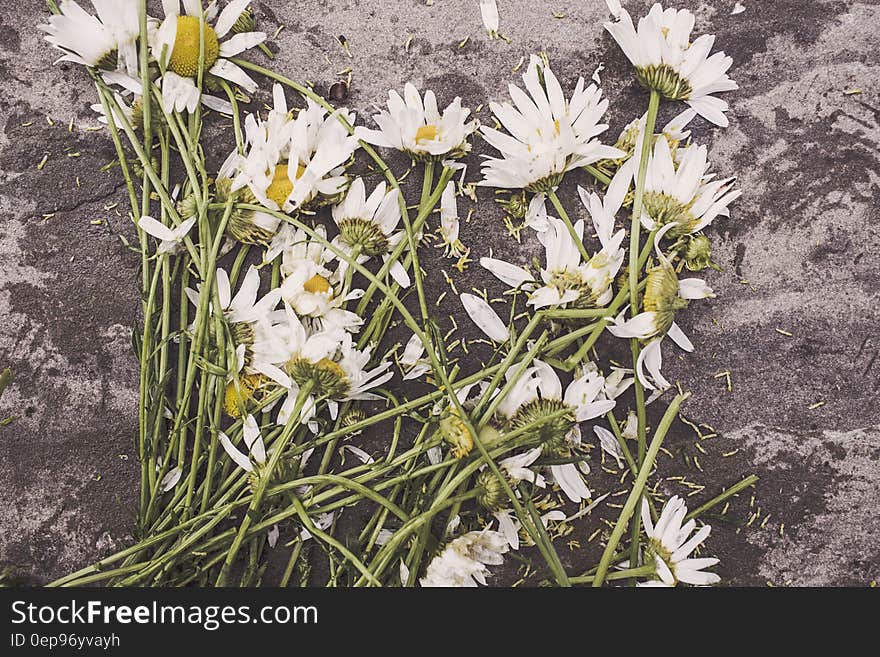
[480,257,532,288]
[218,431,253,472]
[460,293,509,342]
[138,215,175,242]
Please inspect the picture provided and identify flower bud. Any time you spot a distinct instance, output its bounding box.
[683,234,720,272]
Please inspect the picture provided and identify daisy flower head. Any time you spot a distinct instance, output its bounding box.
[420,528,509,587]
[603,2,738,126]
[594,107,697,179]
[331,178,411,288]
[40,0,139,75]
[534,216,625,310]
[277,225,363,331]
[279,314,392,425]
[609,224,714,343]
[479,55,624,192]
[607,227,714,390]
[640,138,741,238]
[152,0,267,113]
[476,446,545,549]
[355,83,476,160]
[480,215,625,312]
[223,93,359,220]
[185,265,290,391]
[495,359,616,453]
[640,495,720,586]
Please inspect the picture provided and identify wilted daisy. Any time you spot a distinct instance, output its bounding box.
[420,528,509,587]
[223,93,359,228]
[603,1,737,126]
[608,228,713,389]
[609,225,712,340]
[331,178,410,287]
[481,216,625,311]
[184,266,291,396]
[487,361,612,503]
[639,139,741,238]
[277,311,392,425]
[479,55,623,192]
[278,225,363,331]
[476,446,545,549]
[492,359,614,502]
[40,0,139,75]
[152,0,267,113]
[355,83,476,159]
[640,495,720,586]
[594,106,697,178]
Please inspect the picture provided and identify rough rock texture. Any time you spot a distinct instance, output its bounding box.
[0,0,877,585]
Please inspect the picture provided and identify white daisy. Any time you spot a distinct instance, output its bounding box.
[278,225,363,330]
[331,178,410,288]
[638,139,741,238]
[607,225,714,348]
[492,361,614,503]
[495,359,615,424]
[483,447,545,549]
[186,265,290,387]
[40,0,139,75]
[479,55,624,192]
[641,495,720,586]
[225,90,359,216]
[152,0,267,113]
[420,528,509,587]
[277,310,392,426]
[603,2,738,126]
[607,228,713,389]
[355,83,476,159]
[480,215,625,311]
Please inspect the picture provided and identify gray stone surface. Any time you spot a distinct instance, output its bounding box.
[0,0,877,585]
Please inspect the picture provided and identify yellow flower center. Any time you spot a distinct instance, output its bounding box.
[265,163,306,207]
[315,357,346,380]
[303,274,332,295]
[168,16,220,78]
[223,374,263,418]
[415,124,438,143]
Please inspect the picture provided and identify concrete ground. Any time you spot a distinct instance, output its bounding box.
[0,0,877,585]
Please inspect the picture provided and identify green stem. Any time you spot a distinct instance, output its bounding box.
[547,190,590,262]
[685,475,759,521]
[592,391,688,587]
[570,563,654,585]
[626,89,660,571]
